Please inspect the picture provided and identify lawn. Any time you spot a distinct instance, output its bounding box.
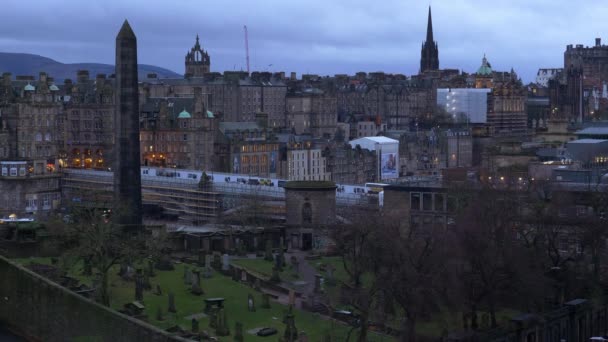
[13,257,392,341]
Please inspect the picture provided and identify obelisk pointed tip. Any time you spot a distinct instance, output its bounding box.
[117,20,136,39]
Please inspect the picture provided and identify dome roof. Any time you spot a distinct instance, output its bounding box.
[24,83,35,91]
[49,84,59,91]
[177,109,191,119]
[476,54,493,76]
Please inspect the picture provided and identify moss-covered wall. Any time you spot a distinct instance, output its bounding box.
[0,255,185,342]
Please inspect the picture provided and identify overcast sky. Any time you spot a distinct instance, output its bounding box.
[1,0,607,82]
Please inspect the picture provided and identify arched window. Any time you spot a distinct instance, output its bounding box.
[44,132,51,141]
[302,202,312,224]
[35,132,42,142]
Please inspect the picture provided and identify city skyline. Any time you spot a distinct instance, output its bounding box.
[1,0,608,82]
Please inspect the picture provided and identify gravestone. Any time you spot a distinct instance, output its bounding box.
[186,267,195,285]
[247,293,256,312]
[234,321,244,342]
[208,308,217,328]
[154,284,162,296]
[156,306,164,321]
[134,271,144,302]
[313,274,322,293]
[142,269,152,290]
[212,253,221,270]
[156,255,174,271]
[261,293,271,309]
[325,265,336,286]
[222,253,230,271]
[147,259,156,277]
[241,270,248,282]
[203,255,213,278]
[192,318,199,333]
[283,305,298,341]
[254,278,262,291]
[191,270,203,296]
[215,308,230,336]
[231,268,240,282]
[270,267,281,283]
[205,255,212,269]
[275,254,283,271]
[198,249,206,266]
[264,240,273,261]
[168,292,176,313]
[289,290,296,306]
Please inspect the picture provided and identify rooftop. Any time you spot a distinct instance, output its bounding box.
[568,139,608,144]
[350,136,399,144]
[575,127,608,135]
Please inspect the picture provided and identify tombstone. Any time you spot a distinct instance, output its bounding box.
[215,308,230,336]
[264,240,274,261]
[168,292,176,313]
[289,290,296,306]
[147,259,156,277]
[212,253,221,270]
[231,268,240,282]
[480,313,490,330]
[274,253,283,271]
[292,259,300,273]
[254,278,262,291]
[134,272,144,302]
[191,270,204,296]
[270,266,281,283]
[283,305,298,341]
[241,270,248,282]
[198,249,206,266]
[154,284,162,296]
[191,318,199,333]
[184,268,192,285]
[313,274,322,294]
[325,265,336,287]
[247,293,256,312]
[208,308,217,328]
[142,269,152,290]
[156,306,164,321]
[156,255,174,271]
[202,266,213,279]
[205,254,212,269]
[234,321,244,342]
[222,253,230,271]
[261,293,271,309]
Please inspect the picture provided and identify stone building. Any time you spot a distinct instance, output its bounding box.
[284,181,336,250]
[64,71,115,169]
[285,89,337,138]
[324,143,377,185]
[0,72,63,218]
[286,147,330,181]
[139,87,217,169]
[214,116,280,177]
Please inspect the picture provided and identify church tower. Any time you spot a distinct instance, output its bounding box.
[420,6,439,73]
[185,35,210,77]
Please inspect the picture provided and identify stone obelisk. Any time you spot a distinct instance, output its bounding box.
[113,20,142,228]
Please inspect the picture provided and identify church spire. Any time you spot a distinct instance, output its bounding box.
[426,6,434,44]
[420,6,439,73]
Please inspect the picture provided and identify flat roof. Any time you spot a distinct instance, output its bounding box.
[575,127,608,135]
[350,136,398,144]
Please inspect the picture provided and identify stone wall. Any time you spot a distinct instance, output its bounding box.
[285,185,336,226]
[0,255,186,342]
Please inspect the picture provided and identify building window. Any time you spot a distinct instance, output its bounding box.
[183,134,188,141]
[411,192,421,211]
[423,193,433,211]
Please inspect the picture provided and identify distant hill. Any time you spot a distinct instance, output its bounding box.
[0,52,181,82]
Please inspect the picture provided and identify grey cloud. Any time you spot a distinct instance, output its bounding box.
[1,0,608,81]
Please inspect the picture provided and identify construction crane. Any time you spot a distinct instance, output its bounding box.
[243,25,250,74]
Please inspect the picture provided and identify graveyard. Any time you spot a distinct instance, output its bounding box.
[13,255,390,341]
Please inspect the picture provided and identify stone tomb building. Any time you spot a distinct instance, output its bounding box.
[284,181,337,250]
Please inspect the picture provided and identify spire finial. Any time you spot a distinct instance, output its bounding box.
[426,6,434,43]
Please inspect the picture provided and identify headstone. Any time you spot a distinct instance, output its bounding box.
[191,270,203,295]
[215,308,230,336]
[154,284,162,296]
[168,292,176,313]
[289,290,296,306]
[142,269,152,290]
[198,249,206,266]
[247,293,256,312]
[191,318,199,333]
[222,253,230,271]
[264,240,273,261]
[212,253,221,270]
[241,270,248,282]
[254,278,262,291]
[325,265,335,286]
[147,259,156,277]
[261,293,271,309]
[134,271,144,302]
[231,268,240,282]
[270,267,281,283]
[208,308,217,328]
[156,306,164,321]
[234,321,244,342]
[313,274,322,293]
[202,266,213,279]
[184,268,192,285]
[283,305,298,341]
[481,313,489,330]
[205,254,212,269]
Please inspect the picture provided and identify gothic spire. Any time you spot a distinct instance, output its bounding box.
[426,6,434,44]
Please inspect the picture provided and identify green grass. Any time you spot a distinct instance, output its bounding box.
[231,258,299,281]
[12,257,391,341]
